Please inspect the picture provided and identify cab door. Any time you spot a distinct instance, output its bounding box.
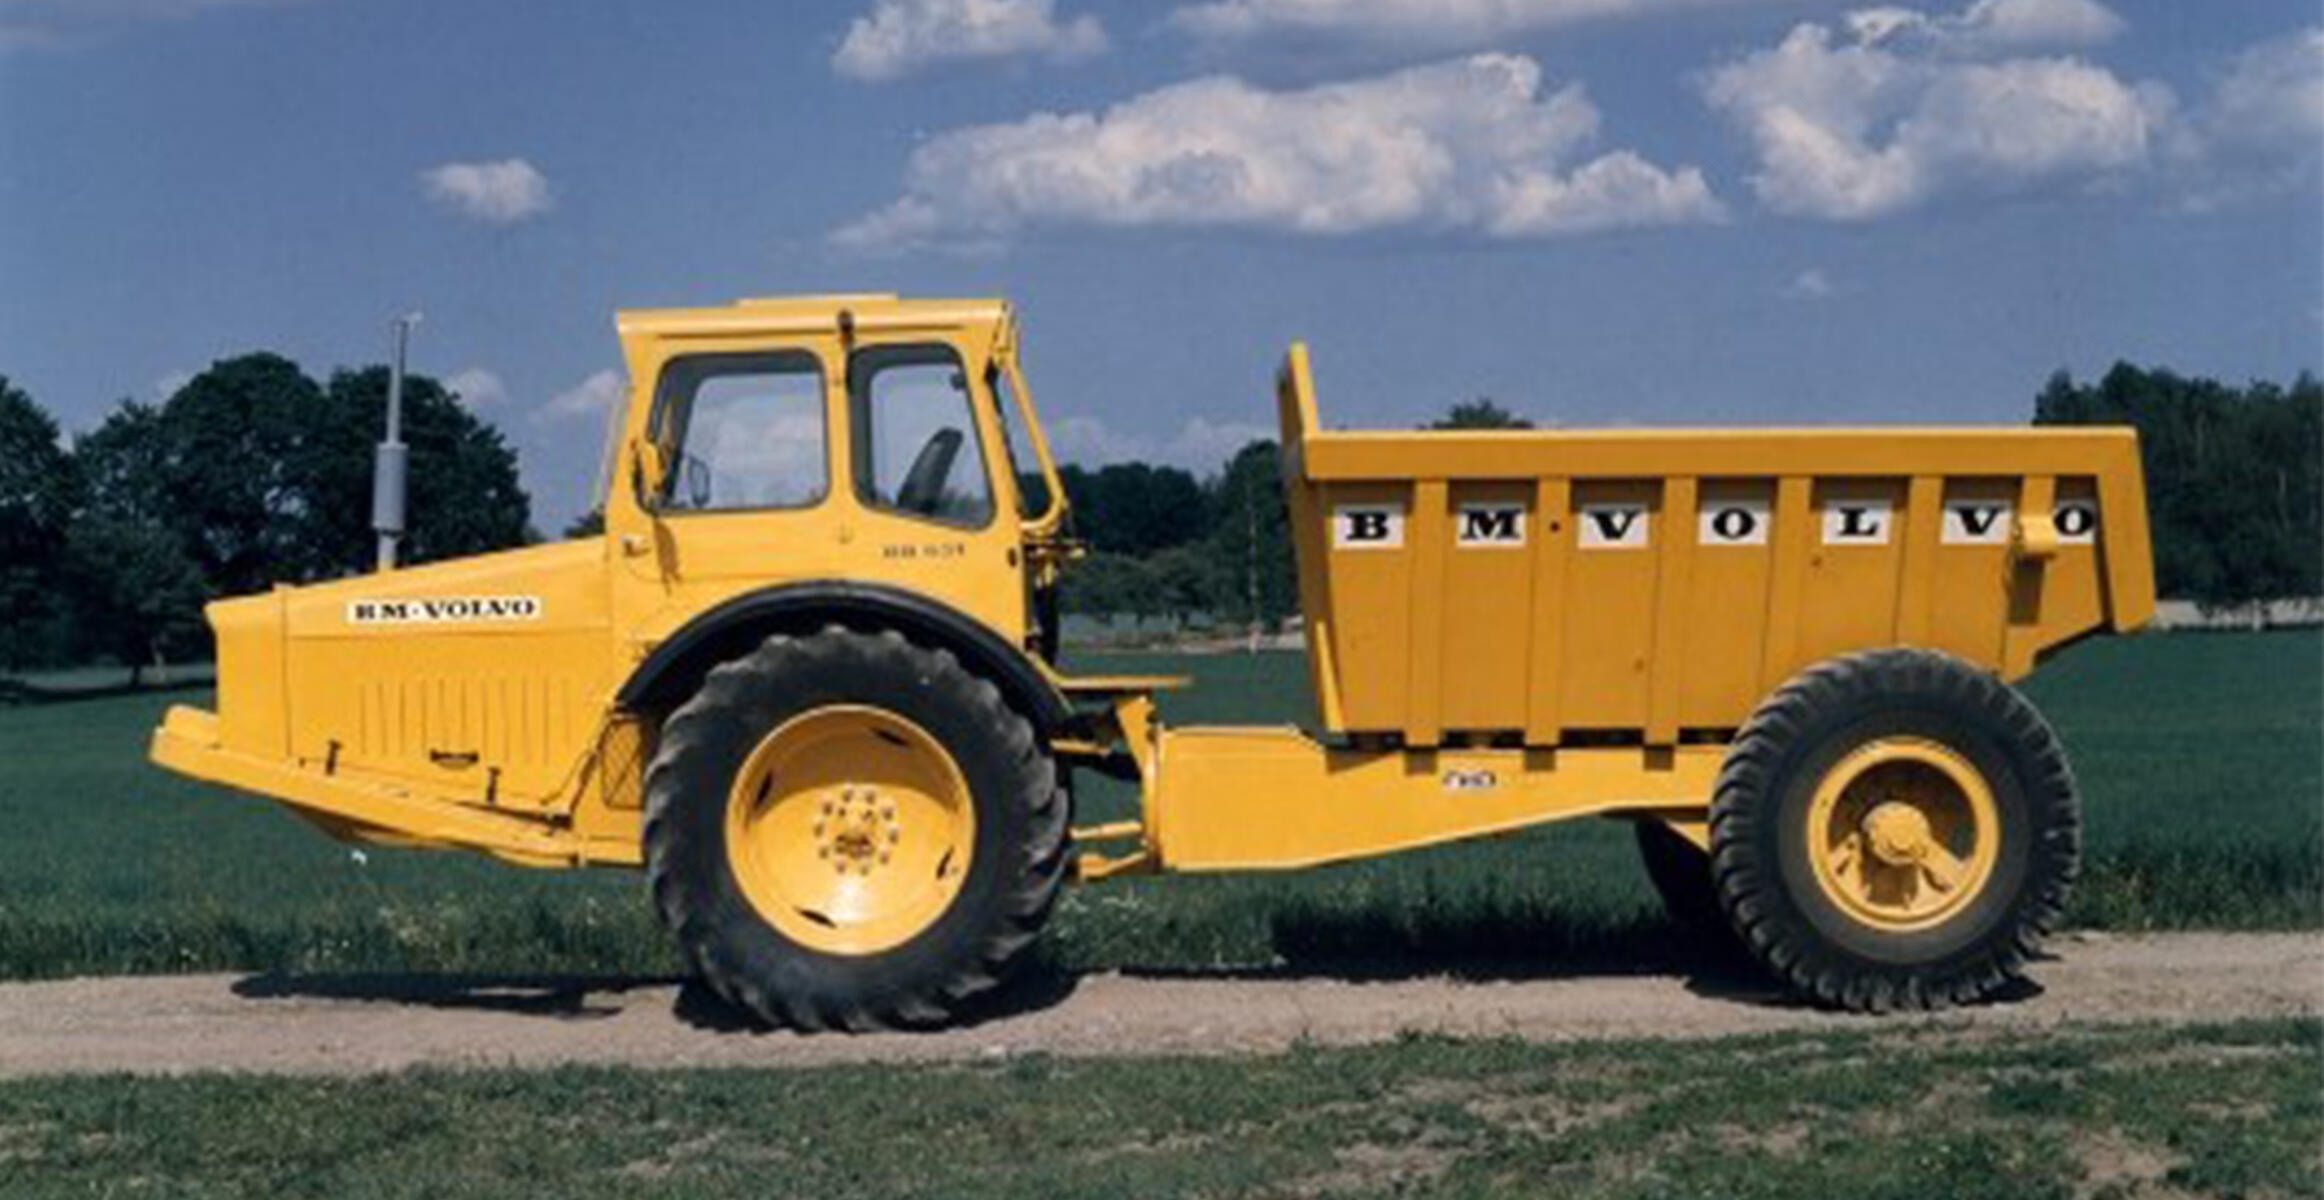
[831,338,1030,645]
[612,338,850,626]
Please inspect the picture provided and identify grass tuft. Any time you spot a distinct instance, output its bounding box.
[0,1020,2313,1198]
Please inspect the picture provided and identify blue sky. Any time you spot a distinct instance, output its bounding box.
[2,0,2317,531]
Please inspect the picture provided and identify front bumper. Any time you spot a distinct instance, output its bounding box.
[149,705,593,868]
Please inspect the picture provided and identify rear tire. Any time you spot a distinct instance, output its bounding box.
[643,626,1068,1031]
[1709,648,2079,1012]
[1633,820,1735,947]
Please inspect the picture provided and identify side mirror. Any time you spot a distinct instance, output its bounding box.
[633,438,669,505]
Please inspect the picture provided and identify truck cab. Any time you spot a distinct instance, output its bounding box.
[167,296,1083,863]
[608,295,1073,664]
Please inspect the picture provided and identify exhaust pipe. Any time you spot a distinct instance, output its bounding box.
[372,312,421,573]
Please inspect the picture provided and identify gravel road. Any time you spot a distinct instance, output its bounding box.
[0,932,2313,1077]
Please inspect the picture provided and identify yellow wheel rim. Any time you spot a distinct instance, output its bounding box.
[723,705,976,956]
[1805,737,2001,933]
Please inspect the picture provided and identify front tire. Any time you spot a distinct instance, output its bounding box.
[643,627,1068,1031]
[1710,648,2079,1012]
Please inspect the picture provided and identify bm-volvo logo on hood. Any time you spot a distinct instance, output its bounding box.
[347,596,544,625]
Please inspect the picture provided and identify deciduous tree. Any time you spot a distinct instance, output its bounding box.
[2036,364,2321,611]
[293,366,532,576]
[1202,440,1299,630]
[1058,462,1208,556]
[151,354,318,597]
[1428,398,1533,430]
[0,377,77,670]
[70,402,206,677]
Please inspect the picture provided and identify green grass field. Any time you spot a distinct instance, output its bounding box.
[0,630,2314,982]
[3,1019,2315,1197]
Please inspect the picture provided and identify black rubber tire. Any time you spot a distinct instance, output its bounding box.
[1633,820,1735,945]
[1709,648,2079,1013]
[643,626,1069,1031]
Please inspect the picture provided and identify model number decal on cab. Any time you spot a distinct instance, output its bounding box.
[347,596,543,625]
[882,542,968,561]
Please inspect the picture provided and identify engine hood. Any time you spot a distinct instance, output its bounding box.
[276,539,611,639]
[202,538,616,782]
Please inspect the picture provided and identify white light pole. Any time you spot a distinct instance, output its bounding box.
[373,312,422,573]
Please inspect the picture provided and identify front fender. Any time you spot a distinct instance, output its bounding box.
[615,581,1072,734]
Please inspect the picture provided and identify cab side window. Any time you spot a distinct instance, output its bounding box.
[648,353,827,513]
[848,345,994,527]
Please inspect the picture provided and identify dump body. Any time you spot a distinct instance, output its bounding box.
[1273,345,2155,749]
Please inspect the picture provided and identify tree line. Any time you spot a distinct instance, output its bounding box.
[0,357,530,676]
[1049,448,1299,631]
[1046,400,1535,630]
[2035,364,2320,611]
[0,360,2311,676]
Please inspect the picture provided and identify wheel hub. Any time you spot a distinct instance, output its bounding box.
[1862,800,1934,866]
[817,787,902,876]
[1804,737,2002,933]
[722,705,976,956]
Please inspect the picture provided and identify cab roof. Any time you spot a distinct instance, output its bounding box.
[615,294,1013,342]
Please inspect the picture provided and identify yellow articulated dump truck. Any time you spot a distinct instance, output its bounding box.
[151,295,2155,1029]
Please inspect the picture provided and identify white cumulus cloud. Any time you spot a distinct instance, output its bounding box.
[1782,267,1838,298]
[536,370,626,423]
[834,0,1105,81]
[1703,1,2167,220]
[835,54,1724,251]
[2209,27,2324,148]
[1843,0,2122,54]
[1171,0,1795,45]
[442,367,508,408]
[2167,25,2324,211]
[420,158,554,225]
